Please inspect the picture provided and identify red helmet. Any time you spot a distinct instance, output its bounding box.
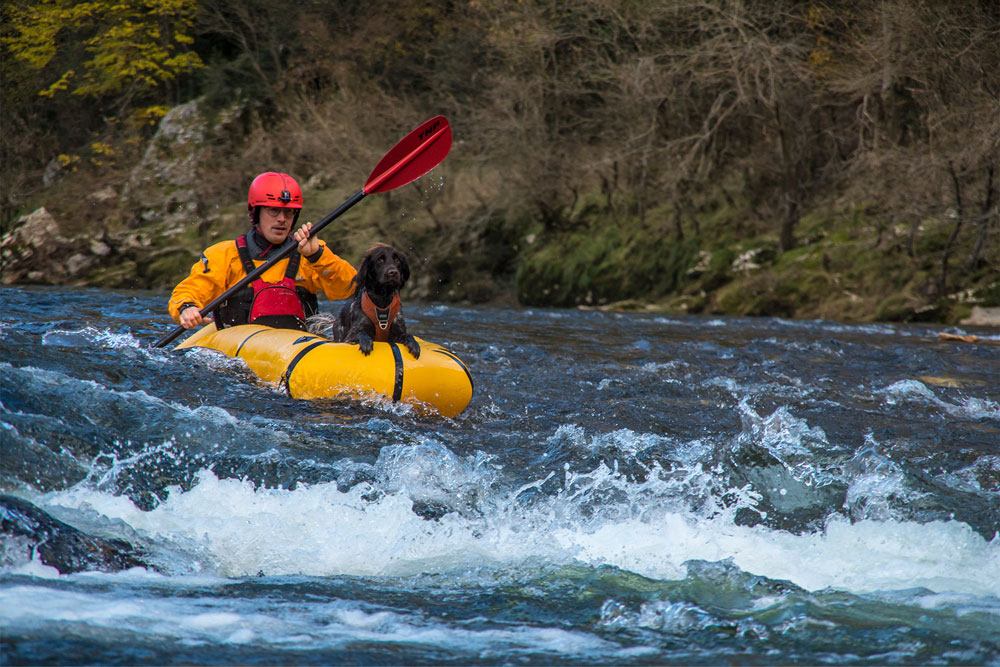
[247,172,303,211]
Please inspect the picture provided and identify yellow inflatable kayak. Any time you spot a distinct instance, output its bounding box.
[175,323,473,418]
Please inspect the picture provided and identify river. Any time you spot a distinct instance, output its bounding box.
[1,284,998,664]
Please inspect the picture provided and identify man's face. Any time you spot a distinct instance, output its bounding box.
[256,206,297,245]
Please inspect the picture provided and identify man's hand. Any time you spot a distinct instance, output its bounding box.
[294,221,320,257]
[179,304,206,329]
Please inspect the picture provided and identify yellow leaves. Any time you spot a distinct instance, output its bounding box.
[90,141,115,156]
[85,139,119,167]
[137,106,170,123]
[53,153,81,173]
[808,38,834,78]
[4,0,203,102]
[113,105,168,132]
[806,4,827,29]
[40,70,75,98]
[805,3,837,80]
[2,4,60,69]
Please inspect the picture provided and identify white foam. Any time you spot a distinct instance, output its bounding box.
[39,463,1000,599]
[881,380,1000,420]
[42,327,144,350]
[0,576,638,658]
[8,554,63,579]
[48,470,540,578]
[558,514,1000,597]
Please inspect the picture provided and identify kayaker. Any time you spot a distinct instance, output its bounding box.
[168,171,357,331]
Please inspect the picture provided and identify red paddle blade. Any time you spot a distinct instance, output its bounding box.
[364,116,452,194]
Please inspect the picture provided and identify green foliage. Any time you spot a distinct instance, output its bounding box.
[975,282,1000,308]
[516,216,699,307]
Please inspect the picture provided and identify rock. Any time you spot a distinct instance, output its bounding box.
[123,100,207,217]
[89,239,112,256]
[0,208,138,285]
[42,155,79,187]
[88,185,117,204]
[0,494,150,574]
[0,208,73,284]
[0,207,66,251]
[960,306,1000,327]
[687,250,712,277]
[4,98,247,289]
[66,253,94,275]
[122,97,245,229]
[732,248,764,272]
[43,158,63,187]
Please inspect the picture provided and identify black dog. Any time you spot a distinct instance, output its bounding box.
[331,244,420,358]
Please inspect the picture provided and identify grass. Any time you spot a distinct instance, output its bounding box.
[509,183,998,324]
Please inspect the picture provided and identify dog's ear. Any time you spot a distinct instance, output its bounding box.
[396,250,411,285]
[354,252,375,291]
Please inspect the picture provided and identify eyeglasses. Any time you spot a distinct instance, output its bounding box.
[262,206,297,219]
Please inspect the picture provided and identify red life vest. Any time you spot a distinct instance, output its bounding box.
[361,291,400,342]
[236,235,306,329]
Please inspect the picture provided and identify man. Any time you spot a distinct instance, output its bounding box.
[168,171,356,331]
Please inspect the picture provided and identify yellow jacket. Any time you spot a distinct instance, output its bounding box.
[168,238,356,323]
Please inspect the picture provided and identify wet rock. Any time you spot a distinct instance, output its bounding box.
[0,495,150,574]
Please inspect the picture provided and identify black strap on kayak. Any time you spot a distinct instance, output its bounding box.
[389,343,404,402]
[235,328,275,357]
[433,348,474,396]
[280,340,329,395]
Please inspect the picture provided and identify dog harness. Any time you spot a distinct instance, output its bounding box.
[361,291,400,342]
[235,235,307,328]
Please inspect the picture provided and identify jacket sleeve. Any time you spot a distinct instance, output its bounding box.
[167,242,236,323]
[299,241,358,301]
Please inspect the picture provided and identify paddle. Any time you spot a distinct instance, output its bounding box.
[153,116,453,348]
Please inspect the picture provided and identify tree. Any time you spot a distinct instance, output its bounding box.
[4,0,202,120]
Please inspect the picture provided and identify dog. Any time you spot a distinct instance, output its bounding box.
[308,243,420,358]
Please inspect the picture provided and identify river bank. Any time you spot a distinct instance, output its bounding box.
[2,180,997,328]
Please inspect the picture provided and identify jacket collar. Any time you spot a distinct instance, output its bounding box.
[246,227,295,260]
